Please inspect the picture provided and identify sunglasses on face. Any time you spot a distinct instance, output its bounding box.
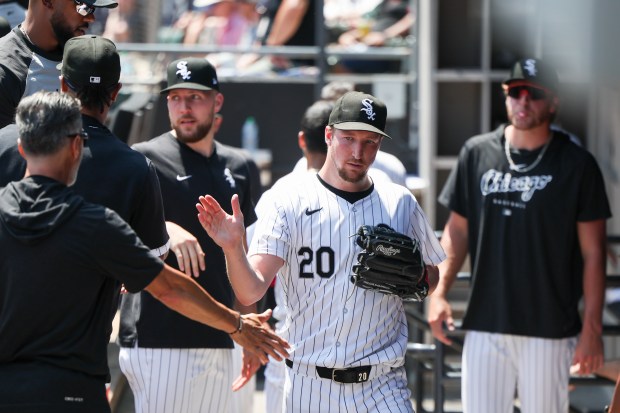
[67,129,89,141]
[506,85,548,101]
[73,0,96,16]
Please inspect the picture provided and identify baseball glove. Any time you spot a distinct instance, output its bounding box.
[351,224,429,301]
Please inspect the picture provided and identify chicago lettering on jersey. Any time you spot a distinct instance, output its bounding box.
[480,169,552,202]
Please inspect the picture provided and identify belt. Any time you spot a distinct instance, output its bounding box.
[285,359,372,384]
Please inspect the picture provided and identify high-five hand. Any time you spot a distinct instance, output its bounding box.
[196,194,245,251]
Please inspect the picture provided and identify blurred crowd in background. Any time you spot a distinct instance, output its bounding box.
[68,0,414,77]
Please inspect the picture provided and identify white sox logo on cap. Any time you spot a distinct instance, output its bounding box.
[360,99,376,121]
[176,61,192,80]
[523,59,538,77]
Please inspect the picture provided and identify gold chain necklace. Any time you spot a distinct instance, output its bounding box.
[504,135,553,173]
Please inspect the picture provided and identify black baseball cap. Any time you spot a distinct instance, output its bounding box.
[58,35,120,88]
[328,91,391,139]
[160,58,220,94]
[83,0,118,7]
[503,58,559,93]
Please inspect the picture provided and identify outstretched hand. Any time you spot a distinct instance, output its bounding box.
[196,194,245,251]
[231,309,290,365]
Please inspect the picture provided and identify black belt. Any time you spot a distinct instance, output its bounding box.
[285,359,372,383]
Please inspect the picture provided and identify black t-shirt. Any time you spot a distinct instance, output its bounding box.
[74,115,169,255]
[0,26,62,128]
[439,125,611,338]
[121,134,257,348]
[0,178,164,380]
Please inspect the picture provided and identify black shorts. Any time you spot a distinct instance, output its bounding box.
[0,362,110,413]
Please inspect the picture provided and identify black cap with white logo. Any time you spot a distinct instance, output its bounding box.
[328,91,390,139]
[160,58,220,94]
[503,58,559,93]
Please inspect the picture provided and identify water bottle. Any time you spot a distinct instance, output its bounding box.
[241,116,259,152]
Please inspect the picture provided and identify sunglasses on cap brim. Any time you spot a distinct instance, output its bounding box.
[73,0,96,16]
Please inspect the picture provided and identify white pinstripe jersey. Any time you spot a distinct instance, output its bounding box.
[248,174,445,371]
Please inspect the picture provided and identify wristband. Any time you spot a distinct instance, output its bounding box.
[228,312,243,335]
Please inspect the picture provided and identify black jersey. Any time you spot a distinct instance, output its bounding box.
[121,133,257,349]
[439,125,611,338]
[0,26,62,128]
[74,115,169,255]
[0,177,164,380]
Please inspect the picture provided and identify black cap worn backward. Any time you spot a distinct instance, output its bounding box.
[503,58,559,93]
[328,91,391,139]
[83,0,118,7]
[58,35,120,88]
[160,58,220,94]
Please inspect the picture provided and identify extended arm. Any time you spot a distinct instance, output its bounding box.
[231,233,263,391]
[427,211,469,345]
[572,219,607,375]
[145,263,289,363]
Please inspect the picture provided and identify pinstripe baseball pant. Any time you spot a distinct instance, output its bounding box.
[264,356,286,413]
[230,343,255,413]
[283,365,413,413]
[462,330,577,413]
[119,347,233,413]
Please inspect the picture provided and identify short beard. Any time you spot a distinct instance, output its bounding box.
[51,15,76,50]
[172,121,212,144]
[337,166,366,183]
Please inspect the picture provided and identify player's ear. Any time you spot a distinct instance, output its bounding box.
[110,83,122,102]
[59,76,69,93]
[70,134,83,161]
[212,113,223,134]
[325,126,333,146]
[549,95,559,114]
[214,92,224,113]
[298,131,306,151]
[16,138,26,159]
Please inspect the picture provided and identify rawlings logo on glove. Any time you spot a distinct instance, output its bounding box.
[376,245,400,256]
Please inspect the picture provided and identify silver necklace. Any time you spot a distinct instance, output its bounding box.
[19,25,33,44]
[504,134,553,173]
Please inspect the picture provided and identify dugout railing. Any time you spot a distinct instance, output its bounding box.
[405,242,620,413]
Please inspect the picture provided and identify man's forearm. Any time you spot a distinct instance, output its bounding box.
[581,255,605,336]
[435,213,469,297]
[578,220,607,336]
[223,243,273,305]
[146,265,239,333]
